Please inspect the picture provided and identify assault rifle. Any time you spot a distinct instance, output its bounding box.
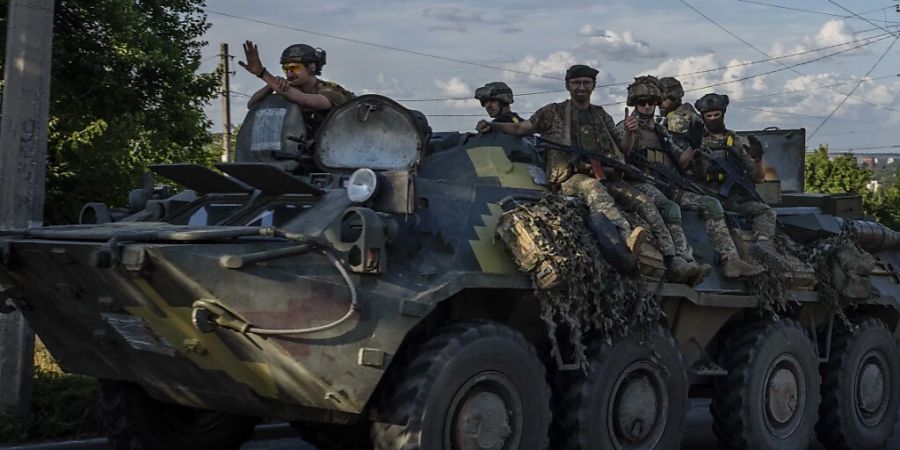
[533,136,663,187]
[697,147,764,203]
[625,150,717,198]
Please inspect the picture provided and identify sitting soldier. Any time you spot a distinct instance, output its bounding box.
[474,82,525,124]
[476,64,702,283]
[240,41,355,142]
[653,78,763,278]
[692,93,776,243]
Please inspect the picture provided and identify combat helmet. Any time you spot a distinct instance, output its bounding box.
[474,81,515,105]
[280,44,326,74]
[658,77,685,100]
[694,93,729,113]
[626,76,662,106]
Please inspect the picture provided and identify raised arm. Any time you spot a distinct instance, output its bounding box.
[476,119,536,136]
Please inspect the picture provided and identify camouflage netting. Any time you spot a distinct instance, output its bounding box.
[497,194,661,371]
[804,224,877,323]
[754,225,877,323]
[748,236,794,316]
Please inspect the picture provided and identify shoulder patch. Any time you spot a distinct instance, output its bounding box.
[666,111,690,135]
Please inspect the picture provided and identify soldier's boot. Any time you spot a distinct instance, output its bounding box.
[689,261,713,286]
[665,256,702,284]
[589,213,638,275]
[722,255,764,278]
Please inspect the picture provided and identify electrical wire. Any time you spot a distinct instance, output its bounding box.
[735,0,900,24]
[827,0,899,35]
[679,0,900,114]
[809,34,900,139]
[208,9,563,81]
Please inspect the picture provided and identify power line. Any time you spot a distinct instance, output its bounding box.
[827,0,899,35]
[207,9,562,81]
[741,73,900,101]
[395,31,894,103]
[735,0,900,24]
[809,33,900,139]
[679,0,900,114]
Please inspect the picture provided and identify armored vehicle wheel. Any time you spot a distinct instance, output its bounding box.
[98,379,257,450]
[370,320,551,450]
[816,317,900,450]
[558,324,688,450]
[290,421,372,450]
[711,319,821,450]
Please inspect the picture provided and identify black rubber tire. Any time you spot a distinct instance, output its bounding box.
[370,320,551,450]
[711,319,821,450]
[290,421,373,450]
[558,324,689,450]
[98,379,257,450]
[816,317,900,450]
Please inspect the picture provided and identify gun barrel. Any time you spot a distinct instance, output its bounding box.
[848,220,900,253]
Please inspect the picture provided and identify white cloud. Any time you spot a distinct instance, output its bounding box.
[647,53,766,101]
[576,26,667,61]
[768,20,869,61]
[434,76,479,108]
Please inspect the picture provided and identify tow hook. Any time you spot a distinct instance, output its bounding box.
[191,299,252,334]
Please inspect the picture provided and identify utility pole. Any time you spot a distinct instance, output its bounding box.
[0,0,55,415]
[220,43,232,162]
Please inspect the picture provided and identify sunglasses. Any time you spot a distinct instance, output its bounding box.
[634,98,657,106]
[282,63,305,75]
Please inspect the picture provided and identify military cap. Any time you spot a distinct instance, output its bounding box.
[565,64,600,81]
[658,77,685,100]
[626,75,662,106]
[694,93,729,113]
[474,81,515,104]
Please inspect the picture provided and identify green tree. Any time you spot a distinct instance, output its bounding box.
[804,145,900,229]
[0,0,220,223]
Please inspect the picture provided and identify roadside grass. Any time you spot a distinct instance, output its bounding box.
[0,339,100,444]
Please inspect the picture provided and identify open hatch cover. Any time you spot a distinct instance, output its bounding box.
[149,164,251,194]
[215,163,323,195]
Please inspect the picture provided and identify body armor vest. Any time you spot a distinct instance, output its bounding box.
[700,133,738,184]
[635,124,673,167]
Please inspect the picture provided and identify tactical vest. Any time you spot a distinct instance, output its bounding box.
[700,133,739,184]
[635,124,673,168]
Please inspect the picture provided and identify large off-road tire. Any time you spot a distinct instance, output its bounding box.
[816,317,900,450]
[711,319,821,450]
[98,379,257,450]
[558,324,689,450]
[290,420,373,450]
[370,321,551,450]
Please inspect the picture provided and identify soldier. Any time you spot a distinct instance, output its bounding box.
[476,65,701,283]
[622,77,762,279]
[693,93,777,242]
[239,41,355,140]
[658,77,704,153]
[474,82,525,124]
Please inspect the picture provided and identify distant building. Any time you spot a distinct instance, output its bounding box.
[867,180,881,192]
[860,156,876,168]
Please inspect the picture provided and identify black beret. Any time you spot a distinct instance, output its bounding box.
[565,64,599,81]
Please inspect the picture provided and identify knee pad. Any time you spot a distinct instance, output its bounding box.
[699,196,725,220]
[660,200,682,223]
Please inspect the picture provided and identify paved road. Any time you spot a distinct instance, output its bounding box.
[6,401,897,449]
[242,400,900,450]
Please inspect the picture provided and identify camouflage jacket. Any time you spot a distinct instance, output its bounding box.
[528,100,625,183]
[662,103,704,150]
[304,80,357,139]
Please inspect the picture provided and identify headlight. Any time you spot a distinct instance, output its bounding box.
[347,168,378,203]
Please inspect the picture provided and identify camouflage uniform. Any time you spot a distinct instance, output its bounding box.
[659,103,748,263]
[528,100,633,237]
[615,118,697,262]
[528,100,685,261]
[663,103,704,151]
[698,131,777,239]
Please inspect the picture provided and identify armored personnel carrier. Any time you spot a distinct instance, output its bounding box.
[1,94,898,450]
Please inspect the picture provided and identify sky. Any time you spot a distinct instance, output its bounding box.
[197,0,900,153]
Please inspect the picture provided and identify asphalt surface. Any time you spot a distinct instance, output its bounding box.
[5,400,898,450]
